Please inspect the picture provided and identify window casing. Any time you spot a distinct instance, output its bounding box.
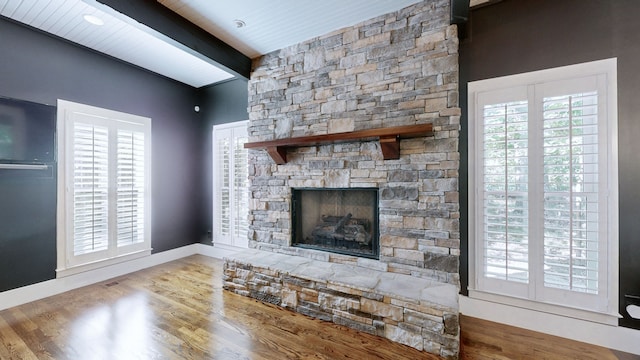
[468,59,618,322]
[57,100,151,275]
[212,121,249,248]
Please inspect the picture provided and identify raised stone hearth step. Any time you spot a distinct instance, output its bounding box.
[223,249,459,359]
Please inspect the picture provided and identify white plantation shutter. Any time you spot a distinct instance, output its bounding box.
[542,91,600,294]
[233,136,249,241]
[216,135,231,237]
[470,59,617,318]
[73,123,109,255]
[117,130,146,247]
[482,101,529,285]
[212,121,248,248]
[58,100,151,272]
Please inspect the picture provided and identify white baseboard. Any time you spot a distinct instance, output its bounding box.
[0,243,251,312]
[197,242,247,259]
[0,244,200,311]
[460,295,640,355]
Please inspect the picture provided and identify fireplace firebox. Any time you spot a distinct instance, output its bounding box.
[291,188,379,259]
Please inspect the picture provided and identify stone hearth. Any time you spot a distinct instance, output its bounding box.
[224,249,459,357]
[225,0,461,358]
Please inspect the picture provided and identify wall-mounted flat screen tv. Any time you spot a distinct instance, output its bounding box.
[0,97,56,164]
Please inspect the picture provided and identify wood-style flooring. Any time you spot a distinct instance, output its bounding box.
[0,255,636,359]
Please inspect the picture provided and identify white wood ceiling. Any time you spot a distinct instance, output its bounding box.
[1,0,428,87]
[158,0,424,58]
[0,0,234,87]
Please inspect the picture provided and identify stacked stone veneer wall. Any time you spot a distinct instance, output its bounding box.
[239,0,460,357]
[247,0,460,285]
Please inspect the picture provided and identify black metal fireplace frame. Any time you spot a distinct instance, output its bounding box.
[291,187,379,259]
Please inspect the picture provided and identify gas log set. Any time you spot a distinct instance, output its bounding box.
[308,213,372,250]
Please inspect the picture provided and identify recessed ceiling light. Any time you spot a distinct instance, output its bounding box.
[233,19,246,28]
[83,14,104,26]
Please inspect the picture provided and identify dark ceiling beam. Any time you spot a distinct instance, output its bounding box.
[451,0,470,25]
[94,0,251,80]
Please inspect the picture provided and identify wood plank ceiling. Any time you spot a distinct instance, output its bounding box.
[0,0,427,87]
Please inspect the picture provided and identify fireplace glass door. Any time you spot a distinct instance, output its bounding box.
[292,188,378,259]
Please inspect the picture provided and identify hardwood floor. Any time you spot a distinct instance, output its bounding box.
[0,255,636,359]
[459,315,637,360]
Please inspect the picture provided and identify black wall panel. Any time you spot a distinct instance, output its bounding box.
[0,169,56,291]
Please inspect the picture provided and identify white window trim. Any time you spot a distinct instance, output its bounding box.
[468,58,620,324]
[212,120,249,249]
[56,100,152,277]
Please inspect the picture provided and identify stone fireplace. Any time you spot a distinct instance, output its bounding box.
[292,187,379,259]
[224,0,461,358]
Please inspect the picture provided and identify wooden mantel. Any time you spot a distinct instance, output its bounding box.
[244,124,433,164]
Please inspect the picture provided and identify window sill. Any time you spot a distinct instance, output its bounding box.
[468,289,621,326]
[56,249,152,278]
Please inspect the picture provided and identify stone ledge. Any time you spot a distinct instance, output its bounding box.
[223,249,459,359]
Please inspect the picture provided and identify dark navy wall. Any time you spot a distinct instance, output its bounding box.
[460,0,640,329]
[0,168,56,290]
[0,17,203,291]
[200,79,249,125]
[197,79,249,242]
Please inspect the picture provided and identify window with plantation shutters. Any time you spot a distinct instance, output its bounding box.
[212,121,248,248]
[468,59,618,321]
[57,100,151,274]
